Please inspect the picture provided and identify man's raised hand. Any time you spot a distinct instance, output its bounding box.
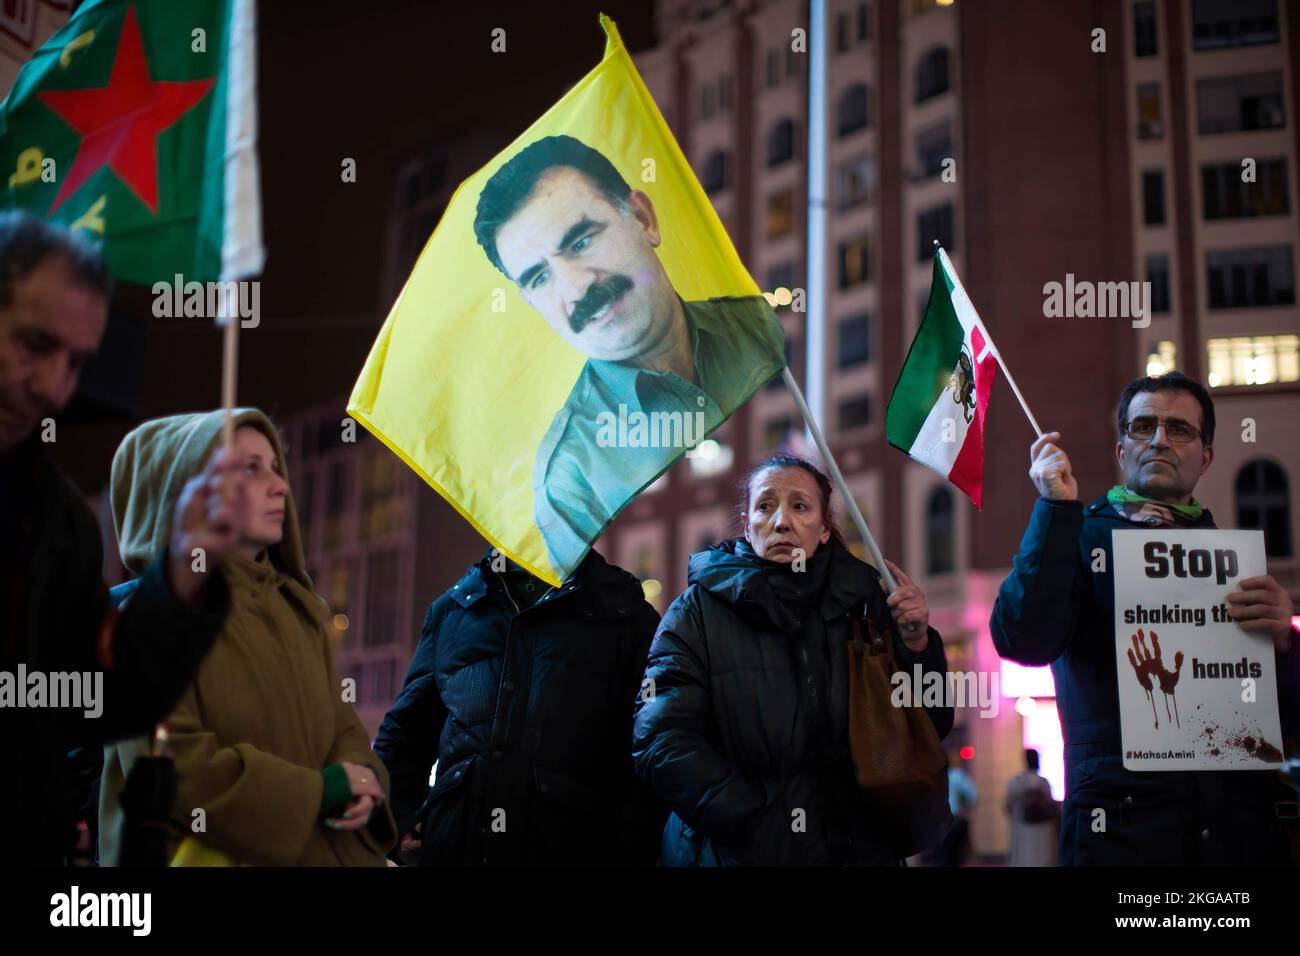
[1029,431,1078,501]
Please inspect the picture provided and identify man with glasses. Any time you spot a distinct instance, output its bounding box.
[991,370,1297,865]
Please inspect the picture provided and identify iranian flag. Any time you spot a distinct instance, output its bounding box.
[886,248,999,508]
[0,0,263,283]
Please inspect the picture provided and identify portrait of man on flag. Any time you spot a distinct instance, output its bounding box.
[349,16,786,584]
[472,134,783,572]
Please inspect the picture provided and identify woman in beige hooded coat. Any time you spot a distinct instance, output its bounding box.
[99,409,396,865]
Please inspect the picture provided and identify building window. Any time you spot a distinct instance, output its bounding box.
[364,550,401,647]
[836,12,851,52]
[1142,170,1166,226]
[786,44,800,78]
[926,487,955,575]
[719,74,733,114]
[837,83,870,137]
[837,313,871,368]
[1197,72,1285,134]
[767,118,796,167]
[1237,460,1292,556]
[1145,339,1177,376]
[838,395,871,431]
[915,120,952,180]
[700,83,715,121]
[323,461,351,549]
[835,154,875,209]
[1206,246,1294,309]
[915,46,950,103]
[917,203,954,261]
[765,190,796,239]
[362,449,408,540]
[767,261,798,295]
[1191,0,1278,51]
[838,236,871,288]
[1202,158,1288,219]
[763,416,795,452]
[1147,254,1171,313]
[701,150,729,195]
[1137,82,1163,139]
[856,2,870,40]
[1134,1,1158,57]
[1207,334,1300,385]
[765,49,780,87]
[0,1,36,45]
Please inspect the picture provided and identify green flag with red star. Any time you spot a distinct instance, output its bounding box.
[0,0,263,283]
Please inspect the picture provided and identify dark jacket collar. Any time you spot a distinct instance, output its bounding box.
[688,536,882,632]
[446,547,614,610]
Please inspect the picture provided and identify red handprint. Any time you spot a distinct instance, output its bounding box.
[1127,628,1184,729]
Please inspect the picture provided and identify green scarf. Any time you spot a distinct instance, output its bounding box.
[1106,485,1205,527]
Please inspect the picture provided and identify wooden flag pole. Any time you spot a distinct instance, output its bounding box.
[782,366,902,597]
[219,303,239,449]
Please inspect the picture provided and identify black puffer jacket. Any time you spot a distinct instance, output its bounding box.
[633,537,953,866]
[374,548,664,866]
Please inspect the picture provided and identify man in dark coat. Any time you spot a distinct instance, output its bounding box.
[374,547,664,865]
[991,370,1298,865]
[0,212,251,866]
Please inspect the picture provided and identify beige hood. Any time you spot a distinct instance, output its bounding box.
[110,408,311,590]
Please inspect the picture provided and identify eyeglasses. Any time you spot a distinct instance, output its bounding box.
[1122,416,1202,443]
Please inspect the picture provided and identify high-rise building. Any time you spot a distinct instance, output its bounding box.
[609,0,1300,859]
[0,1,71,94]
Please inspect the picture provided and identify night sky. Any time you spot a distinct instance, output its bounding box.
[57,0,659,490]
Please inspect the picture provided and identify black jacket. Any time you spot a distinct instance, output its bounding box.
[373,548,664,866]
[0,436,229,866]
[991,495,1298,866]
[632,537,952,866]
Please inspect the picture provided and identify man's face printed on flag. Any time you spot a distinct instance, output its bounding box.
[494,165,678,363]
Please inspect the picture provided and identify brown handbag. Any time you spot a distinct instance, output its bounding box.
[845,611,953,857]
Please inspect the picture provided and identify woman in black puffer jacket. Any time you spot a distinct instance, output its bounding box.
[632,455,953,865]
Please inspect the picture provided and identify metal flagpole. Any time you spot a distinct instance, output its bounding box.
[783,367,900,595]
[793,0,905,609]
[804,0,828,436]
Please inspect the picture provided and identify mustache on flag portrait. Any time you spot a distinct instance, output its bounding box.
[349,17,785,584]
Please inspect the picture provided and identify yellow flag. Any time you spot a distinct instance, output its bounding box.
[349,14,786,585]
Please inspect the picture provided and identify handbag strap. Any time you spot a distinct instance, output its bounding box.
[849,602,887,655]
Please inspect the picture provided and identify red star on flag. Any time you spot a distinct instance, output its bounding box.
[37,6,215,214]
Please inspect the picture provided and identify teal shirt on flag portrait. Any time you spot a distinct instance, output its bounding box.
[533,294,785,572]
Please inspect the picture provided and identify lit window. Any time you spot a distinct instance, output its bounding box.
[765,190,795,238]
[1206,334,1300,386]
[1145,340,1177,376]
[1137,82,1163,139]
[838,236,871,288]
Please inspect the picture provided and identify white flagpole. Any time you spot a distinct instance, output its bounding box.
[804,0,828,437]
[935,245,1043,438]
[783,367,900,595]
